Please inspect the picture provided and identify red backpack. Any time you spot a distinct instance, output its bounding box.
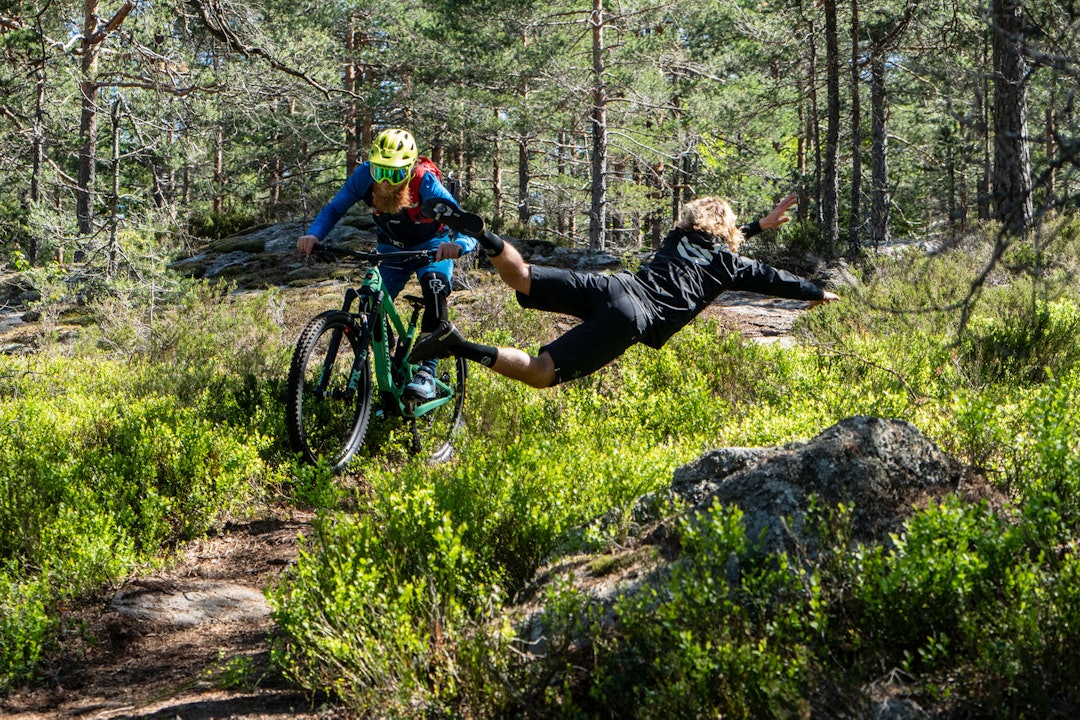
[404,157,442,224]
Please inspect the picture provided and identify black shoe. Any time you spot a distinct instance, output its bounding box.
[409,322,464,363]
[420,198,486,236]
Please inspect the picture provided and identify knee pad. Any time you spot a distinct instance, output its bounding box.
[419,271,450,330]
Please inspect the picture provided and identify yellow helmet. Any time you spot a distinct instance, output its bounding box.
[370,129,418,168]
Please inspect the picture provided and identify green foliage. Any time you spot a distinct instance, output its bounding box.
[590,502,817,719]
[747,219,830,262]
[960,298,1080,385]
[0,284,288,689]
[186,207,264,240]
[847,500,1013,673]
[205,650,266,691]
[813,496,1080,716]
[288,461,347,510]
[0,571,53,692]
[0,360,266,558]
[269,509,497,717]
[88,281,293,453]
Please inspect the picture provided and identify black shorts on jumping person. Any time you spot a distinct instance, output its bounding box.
[517,266,649,384]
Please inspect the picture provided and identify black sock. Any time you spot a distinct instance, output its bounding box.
[454,339,499,368]
[480,230,505,257]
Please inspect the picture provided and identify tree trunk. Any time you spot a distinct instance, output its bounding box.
[76,0,133,237]
[108,99,121,276]
[30,41,46,263]
[344,18,360,173]
[978,32,993,220]
[492,108,503,224]
[869,52,890,248]
[668,70,687,227]
[213,127,224,215]
[848,0,862,255]
[807,16,823,225]
[797,101,808,223]
[518,138,530,224]
[991,0,1032,233]
[1044,101,1056,206]
[77,0,102,236]
[517,27,532,225]
[557,130,568,238]
[589,0,608,250]
[822,0,841,255]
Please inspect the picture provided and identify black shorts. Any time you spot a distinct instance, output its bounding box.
[516,266,648,384]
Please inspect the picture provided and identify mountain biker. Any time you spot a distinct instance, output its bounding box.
[409,193,840,388]
[297,128,479,400]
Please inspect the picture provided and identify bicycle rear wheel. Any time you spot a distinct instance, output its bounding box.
[408,355,467,462]
[286,310,373,472]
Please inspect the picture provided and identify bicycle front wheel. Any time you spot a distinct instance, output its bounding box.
[408,355,468,462]
[286,310,373,472]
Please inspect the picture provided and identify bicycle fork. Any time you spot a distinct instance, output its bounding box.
[312,288,370,400]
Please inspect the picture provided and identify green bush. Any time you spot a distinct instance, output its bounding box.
[186,207,263,240]
[0,282,284,689]
[0,571,53,691]
[269,509,498,717]
[960,298,1080,385]
[587,502,817,719]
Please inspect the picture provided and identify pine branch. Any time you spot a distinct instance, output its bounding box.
[185,0,330,98]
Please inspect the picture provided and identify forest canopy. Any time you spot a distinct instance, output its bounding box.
[1,0,1077,267]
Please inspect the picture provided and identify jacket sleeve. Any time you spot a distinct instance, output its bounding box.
[306,164,373,241]
[728,254,825,300]
[740,220,763,238]
[419,172,479,255]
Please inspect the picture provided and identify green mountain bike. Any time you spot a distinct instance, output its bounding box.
[285,245,467,471]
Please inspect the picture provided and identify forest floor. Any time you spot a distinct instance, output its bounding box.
[0,254,816,718]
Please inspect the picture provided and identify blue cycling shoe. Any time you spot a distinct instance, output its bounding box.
[404,368,437,401]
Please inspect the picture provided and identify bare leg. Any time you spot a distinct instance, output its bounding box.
[487,242,532,295]
[490,348,556,388]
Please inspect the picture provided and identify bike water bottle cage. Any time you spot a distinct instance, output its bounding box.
[371,163,411,185]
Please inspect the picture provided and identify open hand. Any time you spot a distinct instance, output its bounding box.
[807,291,840,308]
[759,193,798,231]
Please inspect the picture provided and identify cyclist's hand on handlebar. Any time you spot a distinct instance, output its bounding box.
[297,234,319,257]
[435,242,463,261]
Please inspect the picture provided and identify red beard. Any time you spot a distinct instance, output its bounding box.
[371,177,412,215]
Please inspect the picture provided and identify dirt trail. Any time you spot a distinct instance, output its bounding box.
[0,512,341,720]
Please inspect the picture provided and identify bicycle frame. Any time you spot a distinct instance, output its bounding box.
[335,250,455,419]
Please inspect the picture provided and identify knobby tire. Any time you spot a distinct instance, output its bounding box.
[286,310,373,472]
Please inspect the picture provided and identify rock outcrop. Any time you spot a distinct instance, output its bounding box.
[509,416,1006,718]
[515,415,1005,635]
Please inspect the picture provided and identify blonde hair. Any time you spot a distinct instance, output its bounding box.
[677,196,743,252]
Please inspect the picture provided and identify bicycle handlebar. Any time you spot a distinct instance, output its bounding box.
[312,243,437,264]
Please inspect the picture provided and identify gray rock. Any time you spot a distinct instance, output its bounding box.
[511,416,1004,665]
[678,416,1000,557]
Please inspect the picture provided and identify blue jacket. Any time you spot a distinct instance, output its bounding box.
[306,160,478,254]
